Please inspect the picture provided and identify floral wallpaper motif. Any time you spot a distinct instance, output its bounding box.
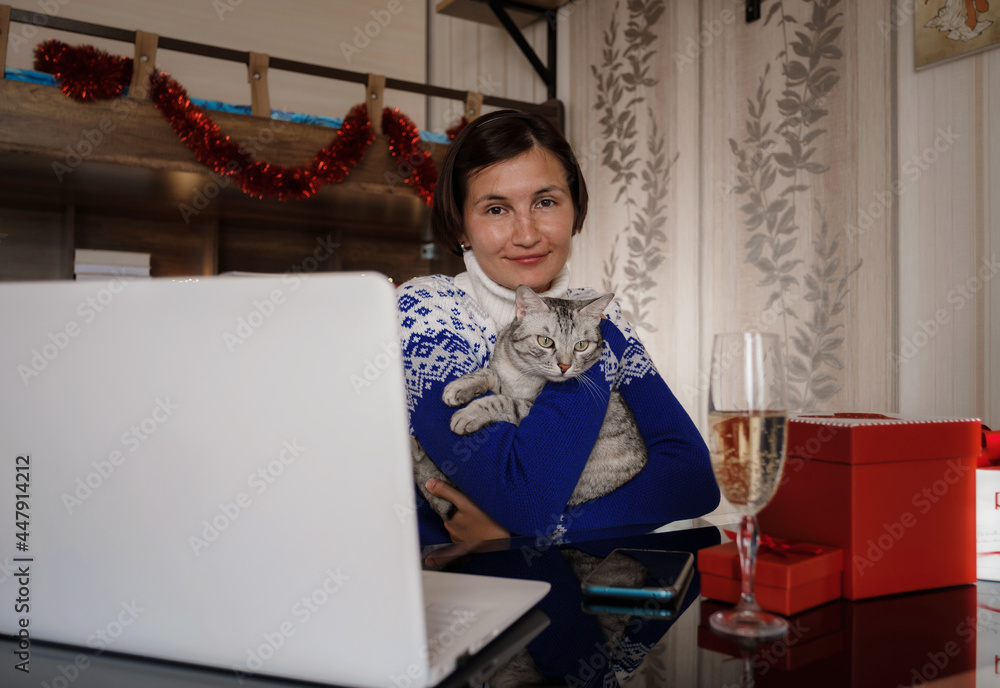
[729,0,861,411]
[591,0,676,333]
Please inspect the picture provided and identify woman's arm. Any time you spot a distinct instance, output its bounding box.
[400,279,619,537]
[566,318,721,531]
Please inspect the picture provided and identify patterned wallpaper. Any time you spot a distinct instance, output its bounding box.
[568,0,887,424]
[434,0,997,429]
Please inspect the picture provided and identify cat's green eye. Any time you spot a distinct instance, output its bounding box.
[574,341,589,352]
[537,336,554,348]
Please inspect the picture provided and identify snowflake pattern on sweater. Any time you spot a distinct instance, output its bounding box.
[398,274,720,545]
[398,276,641,413]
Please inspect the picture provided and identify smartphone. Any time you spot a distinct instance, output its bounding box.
[581,594,684,619]
[580,548,694,601]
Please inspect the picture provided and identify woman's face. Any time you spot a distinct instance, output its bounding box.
[460,146,575,292]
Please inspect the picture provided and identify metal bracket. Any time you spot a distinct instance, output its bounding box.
[421,242,438,260]
[486,0,557,100]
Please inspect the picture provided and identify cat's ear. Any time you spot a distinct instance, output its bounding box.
[580,293,614,321]
[514,285,549,320]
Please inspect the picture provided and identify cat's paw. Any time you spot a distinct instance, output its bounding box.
[450,406,489,435]
[443,377,484,407]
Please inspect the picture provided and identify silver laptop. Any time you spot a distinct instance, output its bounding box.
[0,273,548,687]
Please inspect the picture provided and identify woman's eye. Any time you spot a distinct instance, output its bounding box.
[537,198,555,208]
[486,206,505,216]
[537,336,554,348]
[574,341,589,352]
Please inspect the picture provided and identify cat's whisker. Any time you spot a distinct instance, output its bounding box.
[576,373,606,407]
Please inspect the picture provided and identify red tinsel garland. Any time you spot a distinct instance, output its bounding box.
[383,108,437,206]
[33,41,439,204]
[446,116,468,141]
[34,39,133,102]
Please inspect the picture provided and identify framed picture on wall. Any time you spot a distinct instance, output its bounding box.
[916,0,1000,68]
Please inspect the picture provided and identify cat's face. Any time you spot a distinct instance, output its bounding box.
[507,286,614,382]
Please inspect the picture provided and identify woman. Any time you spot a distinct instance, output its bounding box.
[398,110,719,546]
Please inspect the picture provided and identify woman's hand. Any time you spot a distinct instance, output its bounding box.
[425,478,510,543]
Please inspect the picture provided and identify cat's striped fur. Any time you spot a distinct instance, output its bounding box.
[412,285,648,518]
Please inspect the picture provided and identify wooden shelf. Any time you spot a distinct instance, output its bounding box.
[0,78,465,283]
[435,0,563,28]
[0,79,447,202]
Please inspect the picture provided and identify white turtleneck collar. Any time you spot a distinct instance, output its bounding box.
[453,250,571,330]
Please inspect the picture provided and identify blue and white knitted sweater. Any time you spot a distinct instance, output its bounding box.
[397,252,720,545]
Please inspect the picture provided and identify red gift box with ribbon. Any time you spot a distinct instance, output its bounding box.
[697,534,843,616]
[758,413,979,600]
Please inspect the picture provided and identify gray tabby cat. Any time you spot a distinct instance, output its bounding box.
[413,285,647,519]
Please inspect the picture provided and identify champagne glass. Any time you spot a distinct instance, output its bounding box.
[707,332,788,639]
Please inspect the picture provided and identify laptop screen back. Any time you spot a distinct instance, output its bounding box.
[0,274,430,686]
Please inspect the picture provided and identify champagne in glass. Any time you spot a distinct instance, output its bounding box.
[707,411,786,513]
[707,332,788,639]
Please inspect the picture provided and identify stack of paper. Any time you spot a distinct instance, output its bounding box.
[74,249,151,281]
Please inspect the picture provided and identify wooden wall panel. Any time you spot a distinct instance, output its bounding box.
[427,7,550,132]
[75,213,207,277]
[218,224,340,275]
[0,208,67,280]
[339,232,431,284]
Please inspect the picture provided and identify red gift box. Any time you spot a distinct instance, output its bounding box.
[697,539,843,616]
[758,414,978,600]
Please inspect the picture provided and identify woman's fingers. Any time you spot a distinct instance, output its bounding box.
[425,478,469,510]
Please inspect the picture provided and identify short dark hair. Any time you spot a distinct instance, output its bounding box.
[432,109,589,256]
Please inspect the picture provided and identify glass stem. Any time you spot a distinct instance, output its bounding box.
[736,513,760,610]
